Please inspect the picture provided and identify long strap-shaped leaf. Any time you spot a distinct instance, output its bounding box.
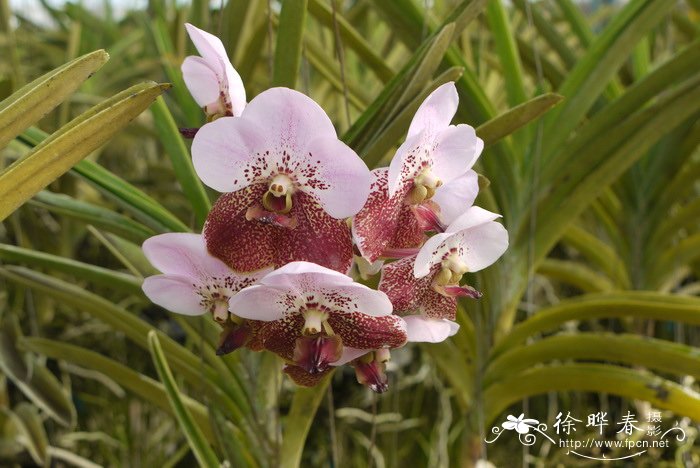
[273,0,308,88]
[483,364,700,426]
[148,331,220,468]
[0,81,169,221]
[0,50,108,150]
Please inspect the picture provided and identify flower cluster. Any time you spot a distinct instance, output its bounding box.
[142,24,508,393]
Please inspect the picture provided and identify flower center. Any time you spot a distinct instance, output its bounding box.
[262,174,295,214]
[302,308,330,335]
[196,281,235,323]
[434,254,468,287]
[407,168,442,205]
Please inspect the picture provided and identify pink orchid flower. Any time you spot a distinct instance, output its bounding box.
[228,262,407,379]
[141,233,270,354]
[378,206,508,342]
[195,87,371,274]
[182,23,246,120]
[353,82,482,263]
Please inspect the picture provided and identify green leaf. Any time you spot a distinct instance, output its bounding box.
[494,292,700,355]
[30,190,155,244]
[486,333,700,387]
[280,376,331,468]
[486,0,527,107]
[273,0,308,88]
[0,50,109,150]
[0,316,76,427]
[150,96,210,228]
[10,403,49,466]
[0,243,143,295]
[20,337,217,443]
[0,81,170,221]
[483,364,700,426]
[148,331,220,468]
[475,93,563,147]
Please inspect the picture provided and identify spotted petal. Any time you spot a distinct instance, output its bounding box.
[378,257,456,320]
[353,168,425,263]
[204,188,354,273]
[142,232,233,281]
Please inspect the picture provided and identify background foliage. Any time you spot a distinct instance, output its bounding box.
[1,0,700,466]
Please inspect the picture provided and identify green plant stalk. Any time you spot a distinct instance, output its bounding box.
[280,375,332,468]
[148,331,220,468]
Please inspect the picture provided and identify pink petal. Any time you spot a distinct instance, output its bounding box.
[142,275,205,316]
[181,56,220,108]
[241,87,337,146]
[407,82,459,139]
[445,205,501,233]
[430,124,482,185]
[221,61,246,117]
[332,346,370,366]
[142,232,232,280]
[413,233,452,278]
[191,117,267,193]
[432,170,479,226]
[379,257,457,320]
[303,136,370,218]
[328,313,407,350]
[403,315,459,343]
[353,169,423,263]
[185,23,229,73]
[227,283,288,321]
[259,260,354,289]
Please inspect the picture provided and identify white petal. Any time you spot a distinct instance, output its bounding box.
[303,137,371,218]
[445,206,502,233]
[228,283,288,321]
[185,23,229,75]
[407,82,459,138]
[259,261,354,289]
[325,284,393,317]
[413,232,452,278]
[142,233,232,280]
[181,56,220,108]
[452,220,509,272]
[431,124,482,185]
[331,346,370,366]
[142,275,206,316]
[432,170,479,226]
[223,61,246,116]
[191,116,267,192]
[404,316,459,343]
[241,87,337,150]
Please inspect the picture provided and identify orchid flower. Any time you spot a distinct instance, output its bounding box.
[353,82,482,263]
[141,233,270,354]
[228,261,407,380]
[181,23,246,121]
[378,206,508,342]
[195,87,371,274]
